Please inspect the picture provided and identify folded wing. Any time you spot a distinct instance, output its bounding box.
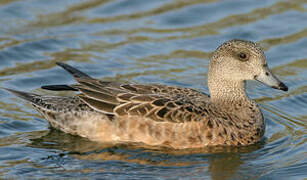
[42,62,209,123]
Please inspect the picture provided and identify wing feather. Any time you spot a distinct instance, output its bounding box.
[77,87,119,105]
[78,95,116,114]
[46,62,209,123]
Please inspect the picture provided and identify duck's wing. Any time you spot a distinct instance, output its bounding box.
[74,80,209,122]
[43,62,210,123]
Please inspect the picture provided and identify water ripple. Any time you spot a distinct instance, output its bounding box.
[0,0,306,179]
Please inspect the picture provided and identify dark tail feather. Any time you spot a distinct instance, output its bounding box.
[56,62,92,79]
[41,85,78,91]
[4,88,40,103]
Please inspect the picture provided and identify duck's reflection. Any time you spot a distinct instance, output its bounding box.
[28,129,264,180]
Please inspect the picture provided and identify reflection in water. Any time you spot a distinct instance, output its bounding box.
[209,154,242,180]
[27,129,264,180]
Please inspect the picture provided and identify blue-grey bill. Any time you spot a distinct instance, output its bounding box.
[255,70,288,91]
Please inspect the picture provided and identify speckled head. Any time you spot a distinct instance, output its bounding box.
[209,39,288,92]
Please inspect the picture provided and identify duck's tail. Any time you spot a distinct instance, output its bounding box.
[3,88,41,104]
[41,84,77,91]
[4,87,104,138]
[55,62,92,79]
[41,62,91,91]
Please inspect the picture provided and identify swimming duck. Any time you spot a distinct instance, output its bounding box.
[6,39,288,149]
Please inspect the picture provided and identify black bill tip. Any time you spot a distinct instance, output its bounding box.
[272,82,288,91]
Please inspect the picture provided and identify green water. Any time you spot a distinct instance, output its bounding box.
[0,0,306,179]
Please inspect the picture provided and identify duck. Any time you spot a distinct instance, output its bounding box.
[5,39,288,149]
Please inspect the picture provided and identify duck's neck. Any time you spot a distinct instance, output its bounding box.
[208,77,250,105]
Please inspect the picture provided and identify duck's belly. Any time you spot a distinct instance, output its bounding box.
[39,108,263,149]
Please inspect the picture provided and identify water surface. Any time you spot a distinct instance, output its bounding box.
[0,0,306,179]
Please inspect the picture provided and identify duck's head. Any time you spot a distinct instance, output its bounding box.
[209,39,288,91]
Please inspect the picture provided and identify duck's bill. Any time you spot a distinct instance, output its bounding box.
[255,70,288,91]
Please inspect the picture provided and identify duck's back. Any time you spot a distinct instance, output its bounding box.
[8,82,214,144]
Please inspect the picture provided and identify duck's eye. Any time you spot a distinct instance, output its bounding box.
[238,52,248,61]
